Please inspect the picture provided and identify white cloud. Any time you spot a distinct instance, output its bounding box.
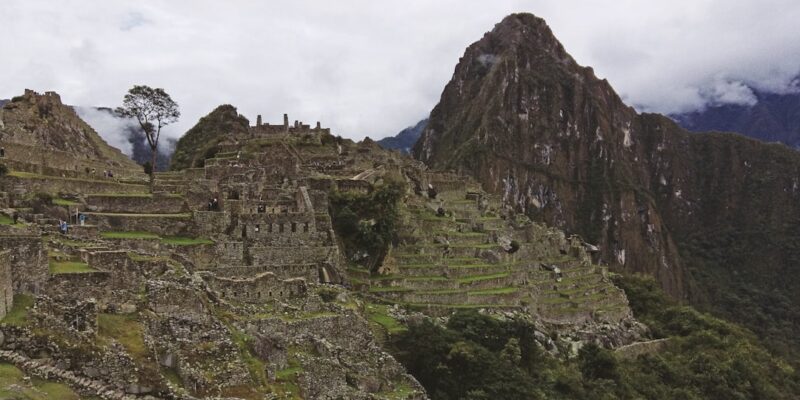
[73,107,136,156]
[2,0,800,142]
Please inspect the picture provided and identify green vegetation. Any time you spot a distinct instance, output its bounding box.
[161,236,214,246]
[101,231,160,239]
[49,261,95,274]
[0,214,17,225]
[1,294,34,326]
[366,303,406,334]
[330,176,404,271]
[97,313,148,361]
[52,198,78,206]
[170,104,250,170]
[7,170,146,188]
[101,231,212,245]
[0,363,80,400]
[389,274,800,400]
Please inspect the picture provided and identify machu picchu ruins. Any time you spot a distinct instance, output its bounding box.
[0,88,652,399]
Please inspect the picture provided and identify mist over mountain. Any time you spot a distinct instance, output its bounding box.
[75,106,174,171]
[377,119,428,154]
[672,86,800,148]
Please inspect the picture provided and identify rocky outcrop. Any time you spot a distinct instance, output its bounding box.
[413,13,800,352]
[170,105,250,170]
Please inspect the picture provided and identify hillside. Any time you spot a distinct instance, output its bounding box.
[377,119,428,154]
[414,13,800,357]
[0,90,141,175]
[673,88,800,148]
[169,104,250,170]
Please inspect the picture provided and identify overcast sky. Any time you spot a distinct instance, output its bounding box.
[2,0,800,151]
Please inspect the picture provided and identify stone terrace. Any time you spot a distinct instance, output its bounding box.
[357,172,632,325]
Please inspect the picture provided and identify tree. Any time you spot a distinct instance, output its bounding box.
[116,85,179,187]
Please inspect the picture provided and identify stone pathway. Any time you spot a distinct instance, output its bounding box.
[0,349,139,400]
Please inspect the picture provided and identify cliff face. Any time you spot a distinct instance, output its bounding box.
[414,13,800,352]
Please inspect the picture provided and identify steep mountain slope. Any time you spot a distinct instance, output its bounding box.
[414,13,800,356]
[0,90,139,170]
[377,119,428,153]
[673,88,800,148]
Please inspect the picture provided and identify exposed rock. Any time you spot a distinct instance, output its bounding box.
[412,13,800,351]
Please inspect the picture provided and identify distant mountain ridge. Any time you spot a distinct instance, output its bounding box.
[377,118,427,153]
[673,87,800,148]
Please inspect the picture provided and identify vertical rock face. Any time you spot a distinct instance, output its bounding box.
[414,13,684,296]
[413,13,800,351]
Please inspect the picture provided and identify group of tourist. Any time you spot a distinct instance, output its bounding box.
[207,197,220,211]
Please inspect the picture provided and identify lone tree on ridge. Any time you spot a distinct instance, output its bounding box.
[116,85,180,188]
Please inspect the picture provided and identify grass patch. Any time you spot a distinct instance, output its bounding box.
[369,286,413,293]
[161,236,213,246]
[1,294,34,326]
[275,366,302,380]
[100,231,160,240]
[470,287,518,295]
[0,363,80,400]
[366,303,406,334]
[228,326,268,387]
[52,198,78,206]
[0,214,15,225]
[49,261,95,274]
[97,313,148,362]
[457,272,509,284]
[378,383,417,400]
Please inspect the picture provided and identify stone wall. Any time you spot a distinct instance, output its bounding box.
[205,272,307,303]
[1,175,147,201]
[0,140,143,179]
[0,250,12,319]
[0,236,48,294]
[192,211,230,236]
[146,280,209,322]
[85,213,195,236]
[86,194,187,214]
[34,296,98,334]
[249,245,338,266]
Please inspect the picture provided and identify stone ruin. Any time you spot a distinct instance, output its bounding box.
[0,92,645,399]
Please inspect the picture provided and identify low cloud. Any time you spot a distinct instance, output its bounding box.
[73,106,136,156]
[2,0,800,140]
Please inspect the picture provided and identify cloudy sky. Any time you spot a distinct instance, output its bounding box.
[2,0,800,151]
